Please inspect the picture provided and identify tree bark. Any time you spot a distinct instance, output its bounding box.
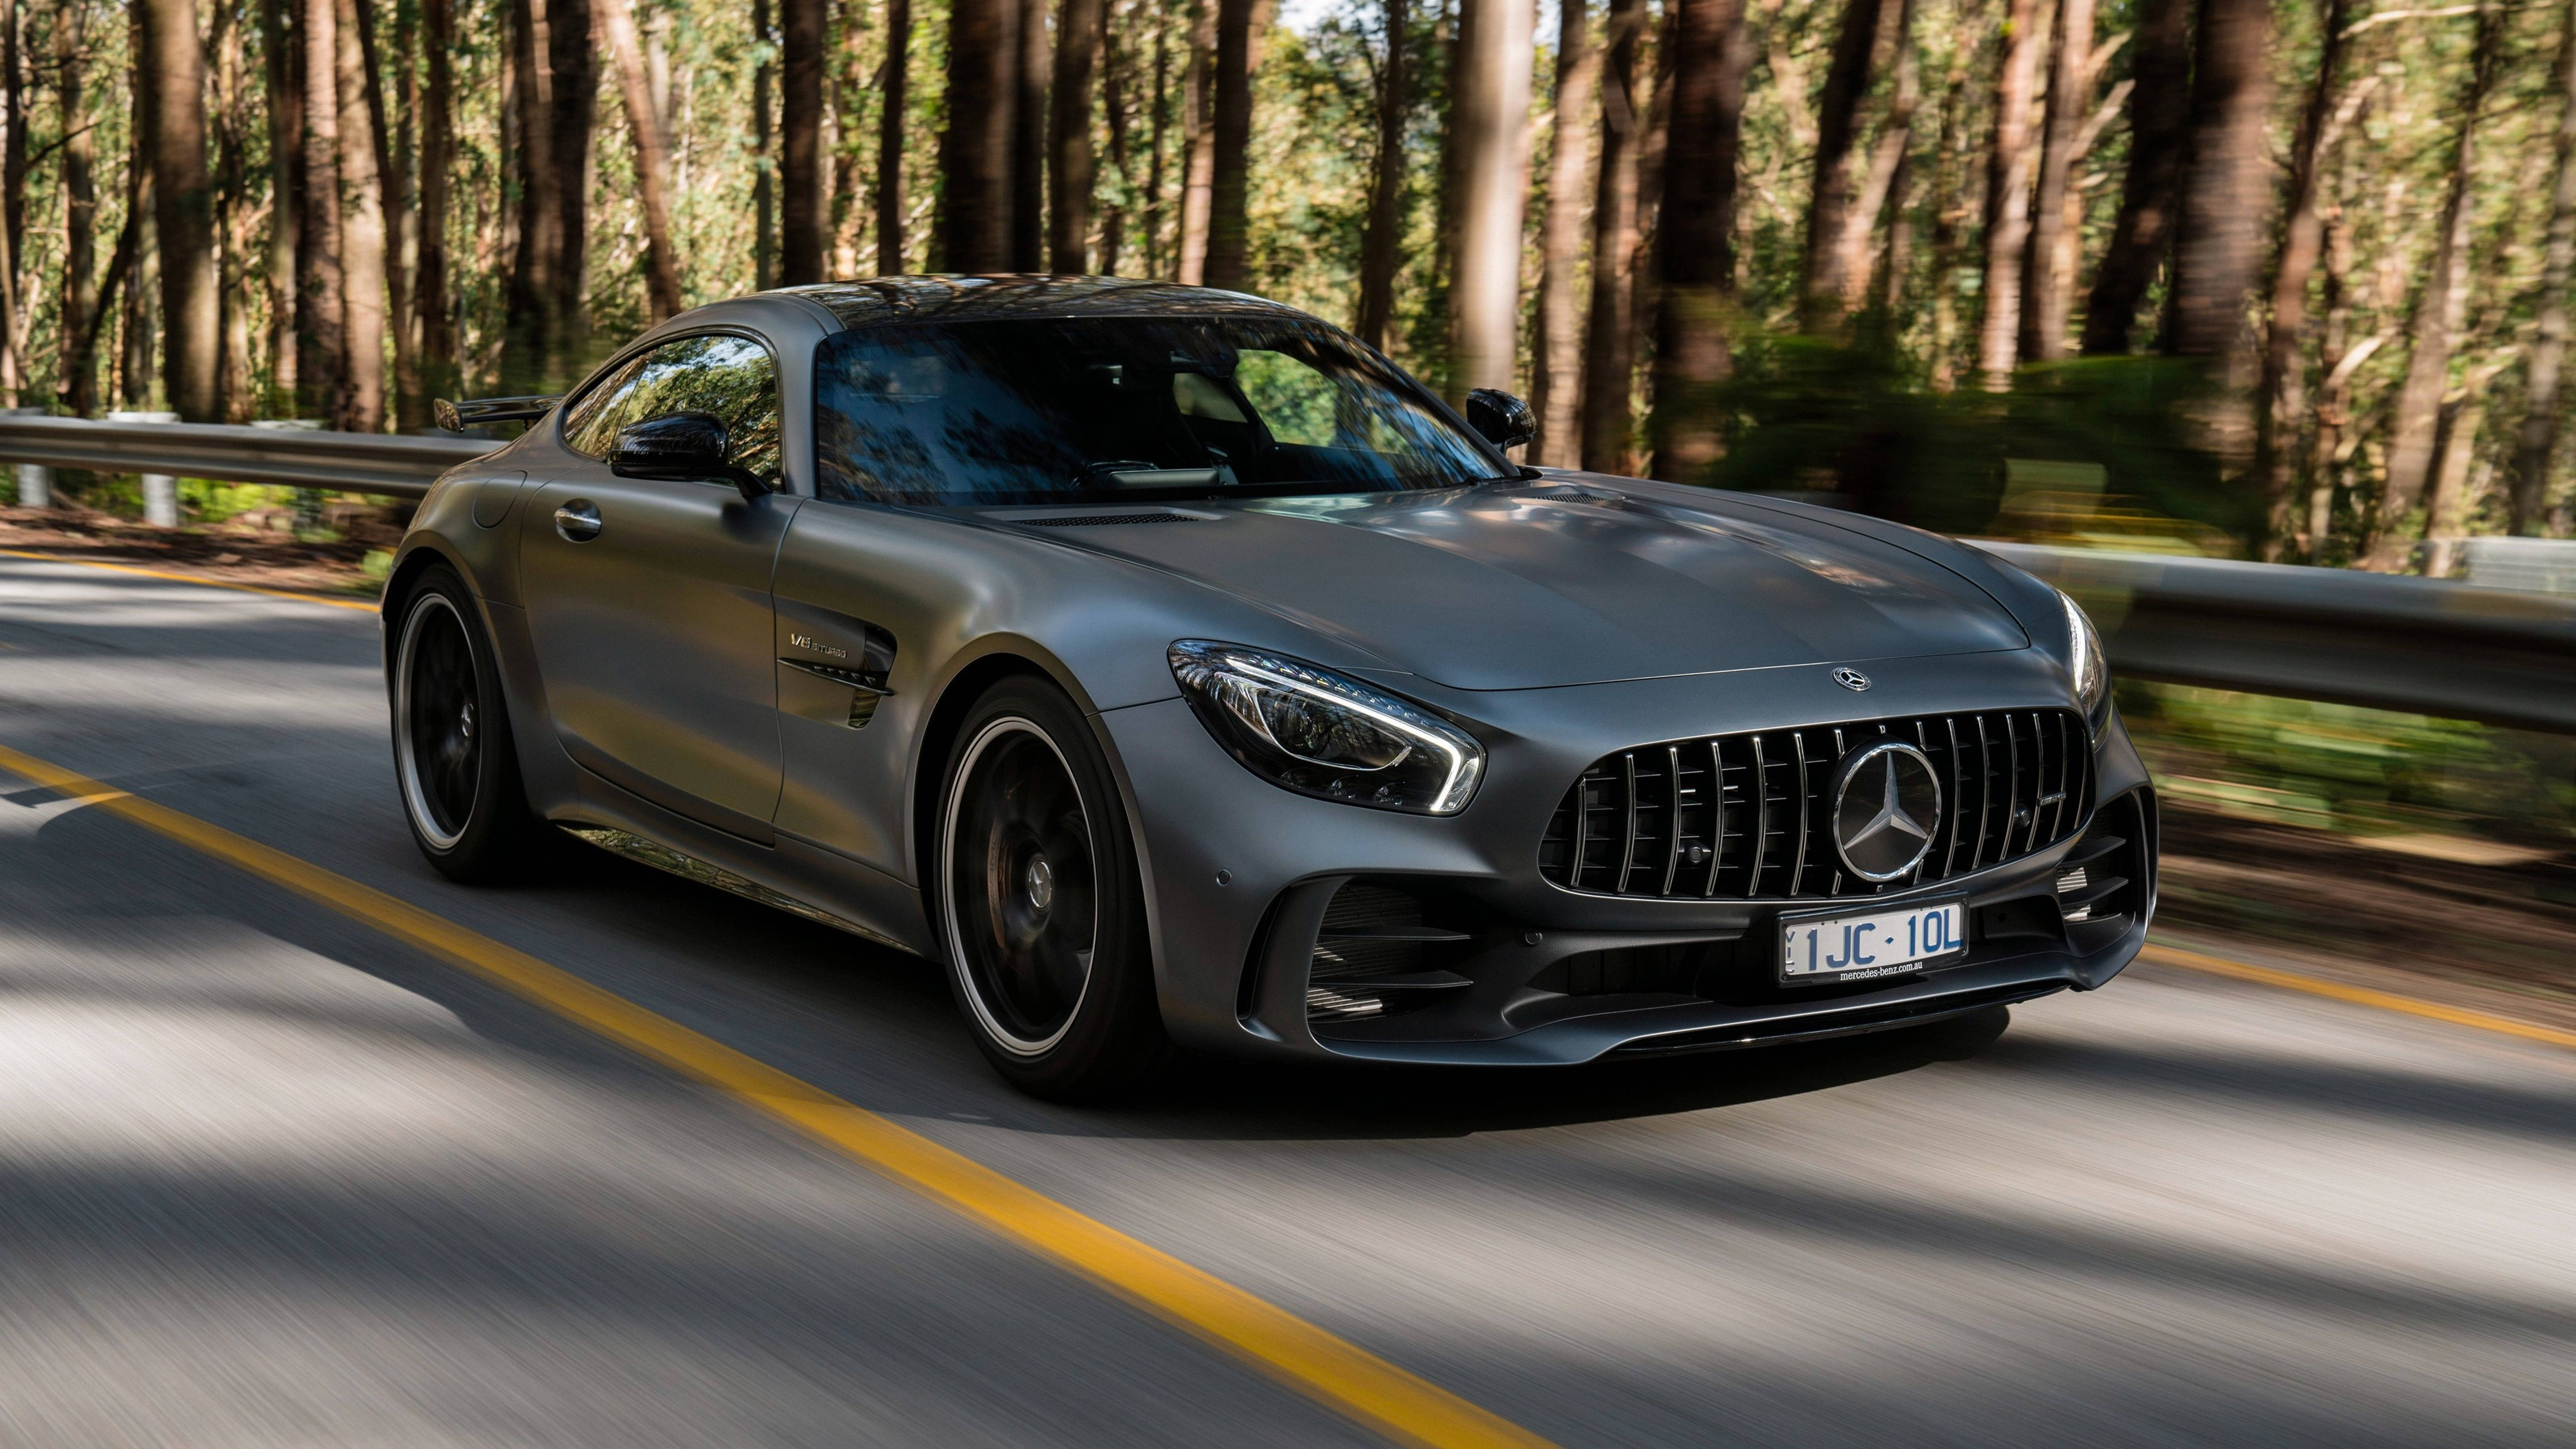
[56,3,99,416]
[2079,0,2189,355]
[878,0,909,272]
[1445,0,1535,401]
[1353,0,1408,347]
[351,0,419,427]
[2367,4,2504,568]
[779,0,826,282]
[1842,0,1920,320]
[303,0,348,418]
[419,0,455,398]
[1649,0,1752,478]
[940,0,1017,269]
[1532,0,1597,463]
[260,0,301,413]
[1974,0,2045,387]
[1202,0,1258,290]
[210,2,256,419]
[2161,0,2272,365]
[2511,0,2576,536]
[1012,0,1049,270]
[1798,0,1896,332]
[547,0,596,360]
[1099,9,1133,273]
[1176,0,1214,283]
[0,0,25,404]
[139,0,220,420]
[596,0,681,314]
[1144,12,1169,275]
[2017,0,2092,361]
[2253,0,2353,555]
[753,0,775,285]
[335,0,388,431]
[1578,0,1642,471]
[1051,0,1104,271]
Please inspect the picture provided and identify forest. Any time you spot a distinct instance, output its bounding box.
[2,0,2573,567]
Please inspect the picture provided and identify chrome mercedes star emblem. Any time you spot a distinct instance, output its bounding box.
[1832,667,1872,692]
[1829,741,1942,881]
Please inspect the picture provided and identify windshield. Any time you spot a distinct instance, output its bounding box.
[811,316,1505,506]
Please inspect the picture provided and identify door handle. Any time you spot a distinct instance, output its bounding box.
[554,500,602,541]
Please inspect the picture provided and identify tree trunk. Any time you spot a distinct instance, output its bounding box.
[1531,0,1597,463]
[1177,0,1214,283]
[1578,0,1642,471]
[547,0,596,367]
[2423,384,2493,575]
[0,0,25,404]
[56,2,99,417]
[1202,0,1258,290]
[1798,0,1895,332]
[2161,0,2271,365]
[939,0,1016,269]
[753,0,775,285]
[2079,0,2188,355]
[1353,0,1408,347]
[303,0,348,418]
[596,0,680,314]
[139,0,220,420]
[335,0,388,431]
[1445,0,1535,401]
[1974,0,2044,387]
[260,0,301,413]
[1051,0,1104,271]
[1625,2,1676,458]
[2367,4,2504,569]
[1012,0,1049,270]
[1099,7,1133,273]
[2305,116,2364,556]
[878,0,909,272]
[2253,0,2352,555]
[420,0,455,399]
[2511,0,2576,536]
[830,8,865,275]
[1649,0,1752,478]
[1843,0,1920,320]
[1144,13,1169,275]
[2017,0,2092,362]
[211,3,256,419]
[780,0,826,283]
[351,0,419,428]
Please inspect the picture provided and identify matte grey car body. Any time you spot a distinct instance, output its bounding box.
[386,277,2155,1073]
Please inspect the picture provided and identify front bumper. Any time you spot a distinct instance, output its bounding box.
[1096,650,2157,1066]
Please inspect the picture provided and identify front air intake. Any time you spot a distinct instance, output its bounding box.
[1538,710,2092,901]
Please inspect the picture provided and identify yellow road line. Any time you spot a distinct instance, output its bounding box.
[0,547,378,611]
[2142,941,2576,1053]
[0,738,1551,1449]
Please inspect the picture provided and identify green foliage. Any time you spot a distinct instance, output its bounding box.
[2121,680,2576,849]
[1689,334,2250,547]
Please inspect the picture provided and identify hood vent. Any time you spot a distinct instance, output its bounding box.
[1018,511,1205,527]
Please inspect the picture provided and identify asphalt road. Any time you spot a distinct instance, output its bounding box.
[1,553,2570,1448]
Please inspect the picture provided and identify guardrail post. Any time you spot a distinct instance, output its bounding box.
[250,418,328,531]
[3,408,47,507]
[105,410,182,526]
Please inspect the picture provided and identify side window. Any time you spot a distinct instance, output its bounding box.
[1233,350,1337,448]
[563,333,784,485]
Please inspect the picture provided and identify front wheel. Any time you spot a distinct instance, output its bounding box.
[391,564,549,882]
[936,677,1170,1099]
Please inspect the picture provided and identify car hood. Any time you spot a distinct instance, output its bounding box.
[1009,481,2031,690]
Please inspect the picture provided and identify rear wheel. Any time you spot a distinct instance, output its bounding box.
[391,564,548,882]
[937,677,1169,1099]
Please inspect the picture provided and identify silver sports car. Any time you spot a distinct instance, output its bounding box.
[387,276,2156,1098]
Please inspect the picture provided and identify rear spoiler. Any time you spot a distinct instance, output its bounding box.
[433,394,563,430]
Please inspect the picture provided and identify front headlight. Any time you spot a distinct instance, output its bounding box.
[1169,640,1485,815]
[2059,589,2109,730]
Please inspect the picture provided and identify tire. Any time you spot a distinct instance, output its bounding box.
[390,563,551,883]
[935,676,1171,1099]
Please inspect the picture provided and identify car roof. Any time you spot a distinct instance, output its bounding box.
[767,275,1316,330]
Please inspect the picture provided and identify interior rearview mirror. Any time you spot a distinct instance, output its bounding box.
[1464,388,1537,452]
[608,412,771,501]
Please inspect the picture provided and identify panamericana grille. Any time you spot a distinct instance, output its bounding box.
[1539,710,2092,901]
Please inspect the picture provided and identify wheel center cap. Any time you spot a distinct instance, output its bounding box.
[1024,856,1055,912]
[458,700,475,742]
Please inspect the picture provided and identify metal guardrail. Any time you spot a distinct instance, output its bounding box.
[0,417,2569,733]
[1983,542,2576,735]
[0,414,492,498]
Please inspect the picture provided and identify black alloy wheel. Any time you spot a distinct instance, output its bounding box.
[938,677,1169,1098]
[392,564,547,881]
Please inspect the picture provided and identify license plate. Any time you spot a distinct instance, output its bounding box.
[1779,900,1965,985]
